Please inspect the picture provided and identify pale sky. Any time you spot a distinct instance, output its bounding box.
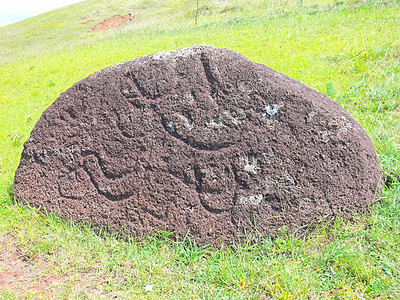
[0,0,84,27]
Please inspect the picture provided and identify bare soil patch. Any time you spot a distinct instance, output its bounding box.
[0,235,62,298]
[90,14,134,32]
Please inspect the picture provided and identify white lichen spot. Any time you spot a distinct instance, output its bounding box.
[239,194,263,205]
[265,104,278,118]
[207,116,226,128]
[338,116,352,135]
[222,110,246,125]
[145,285,153,292]
[306,111,317,123]
[149,45,216,62]
[244,158,259,174]
[242,153,268,174]
[262,103,283,121]
[318,131,330,143]
[321,116,353,142]
[166,121,176,133]
[177,114,194,131]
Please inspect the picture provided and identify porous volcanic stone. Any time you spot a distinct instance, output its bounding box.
[13,45,382,245]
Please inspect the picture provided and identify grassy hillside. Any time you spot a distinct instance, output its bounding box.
[0,0,329,62]
[1,0,399,298]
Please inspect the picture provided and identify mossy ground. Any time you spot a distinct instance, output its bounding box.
[0,0,399,298]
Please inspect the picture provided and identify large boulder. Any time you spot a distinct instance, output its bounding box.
[13,45,382,245]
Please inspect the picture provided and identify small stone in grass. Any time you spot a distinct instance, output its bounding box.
[145,284,153,292]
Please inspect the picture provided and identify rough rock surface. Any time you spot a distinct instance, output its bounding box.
[13,45,382,245]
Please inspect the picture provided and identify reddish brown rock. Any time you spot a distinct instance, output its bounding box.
[13,45,382,245]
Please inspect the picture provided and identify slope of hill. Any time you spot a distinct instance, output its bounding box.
[0,0,367,63]
[1,0,399,298]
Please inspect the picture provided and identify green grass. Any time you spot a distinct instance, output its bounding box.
[1,0,400,298]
